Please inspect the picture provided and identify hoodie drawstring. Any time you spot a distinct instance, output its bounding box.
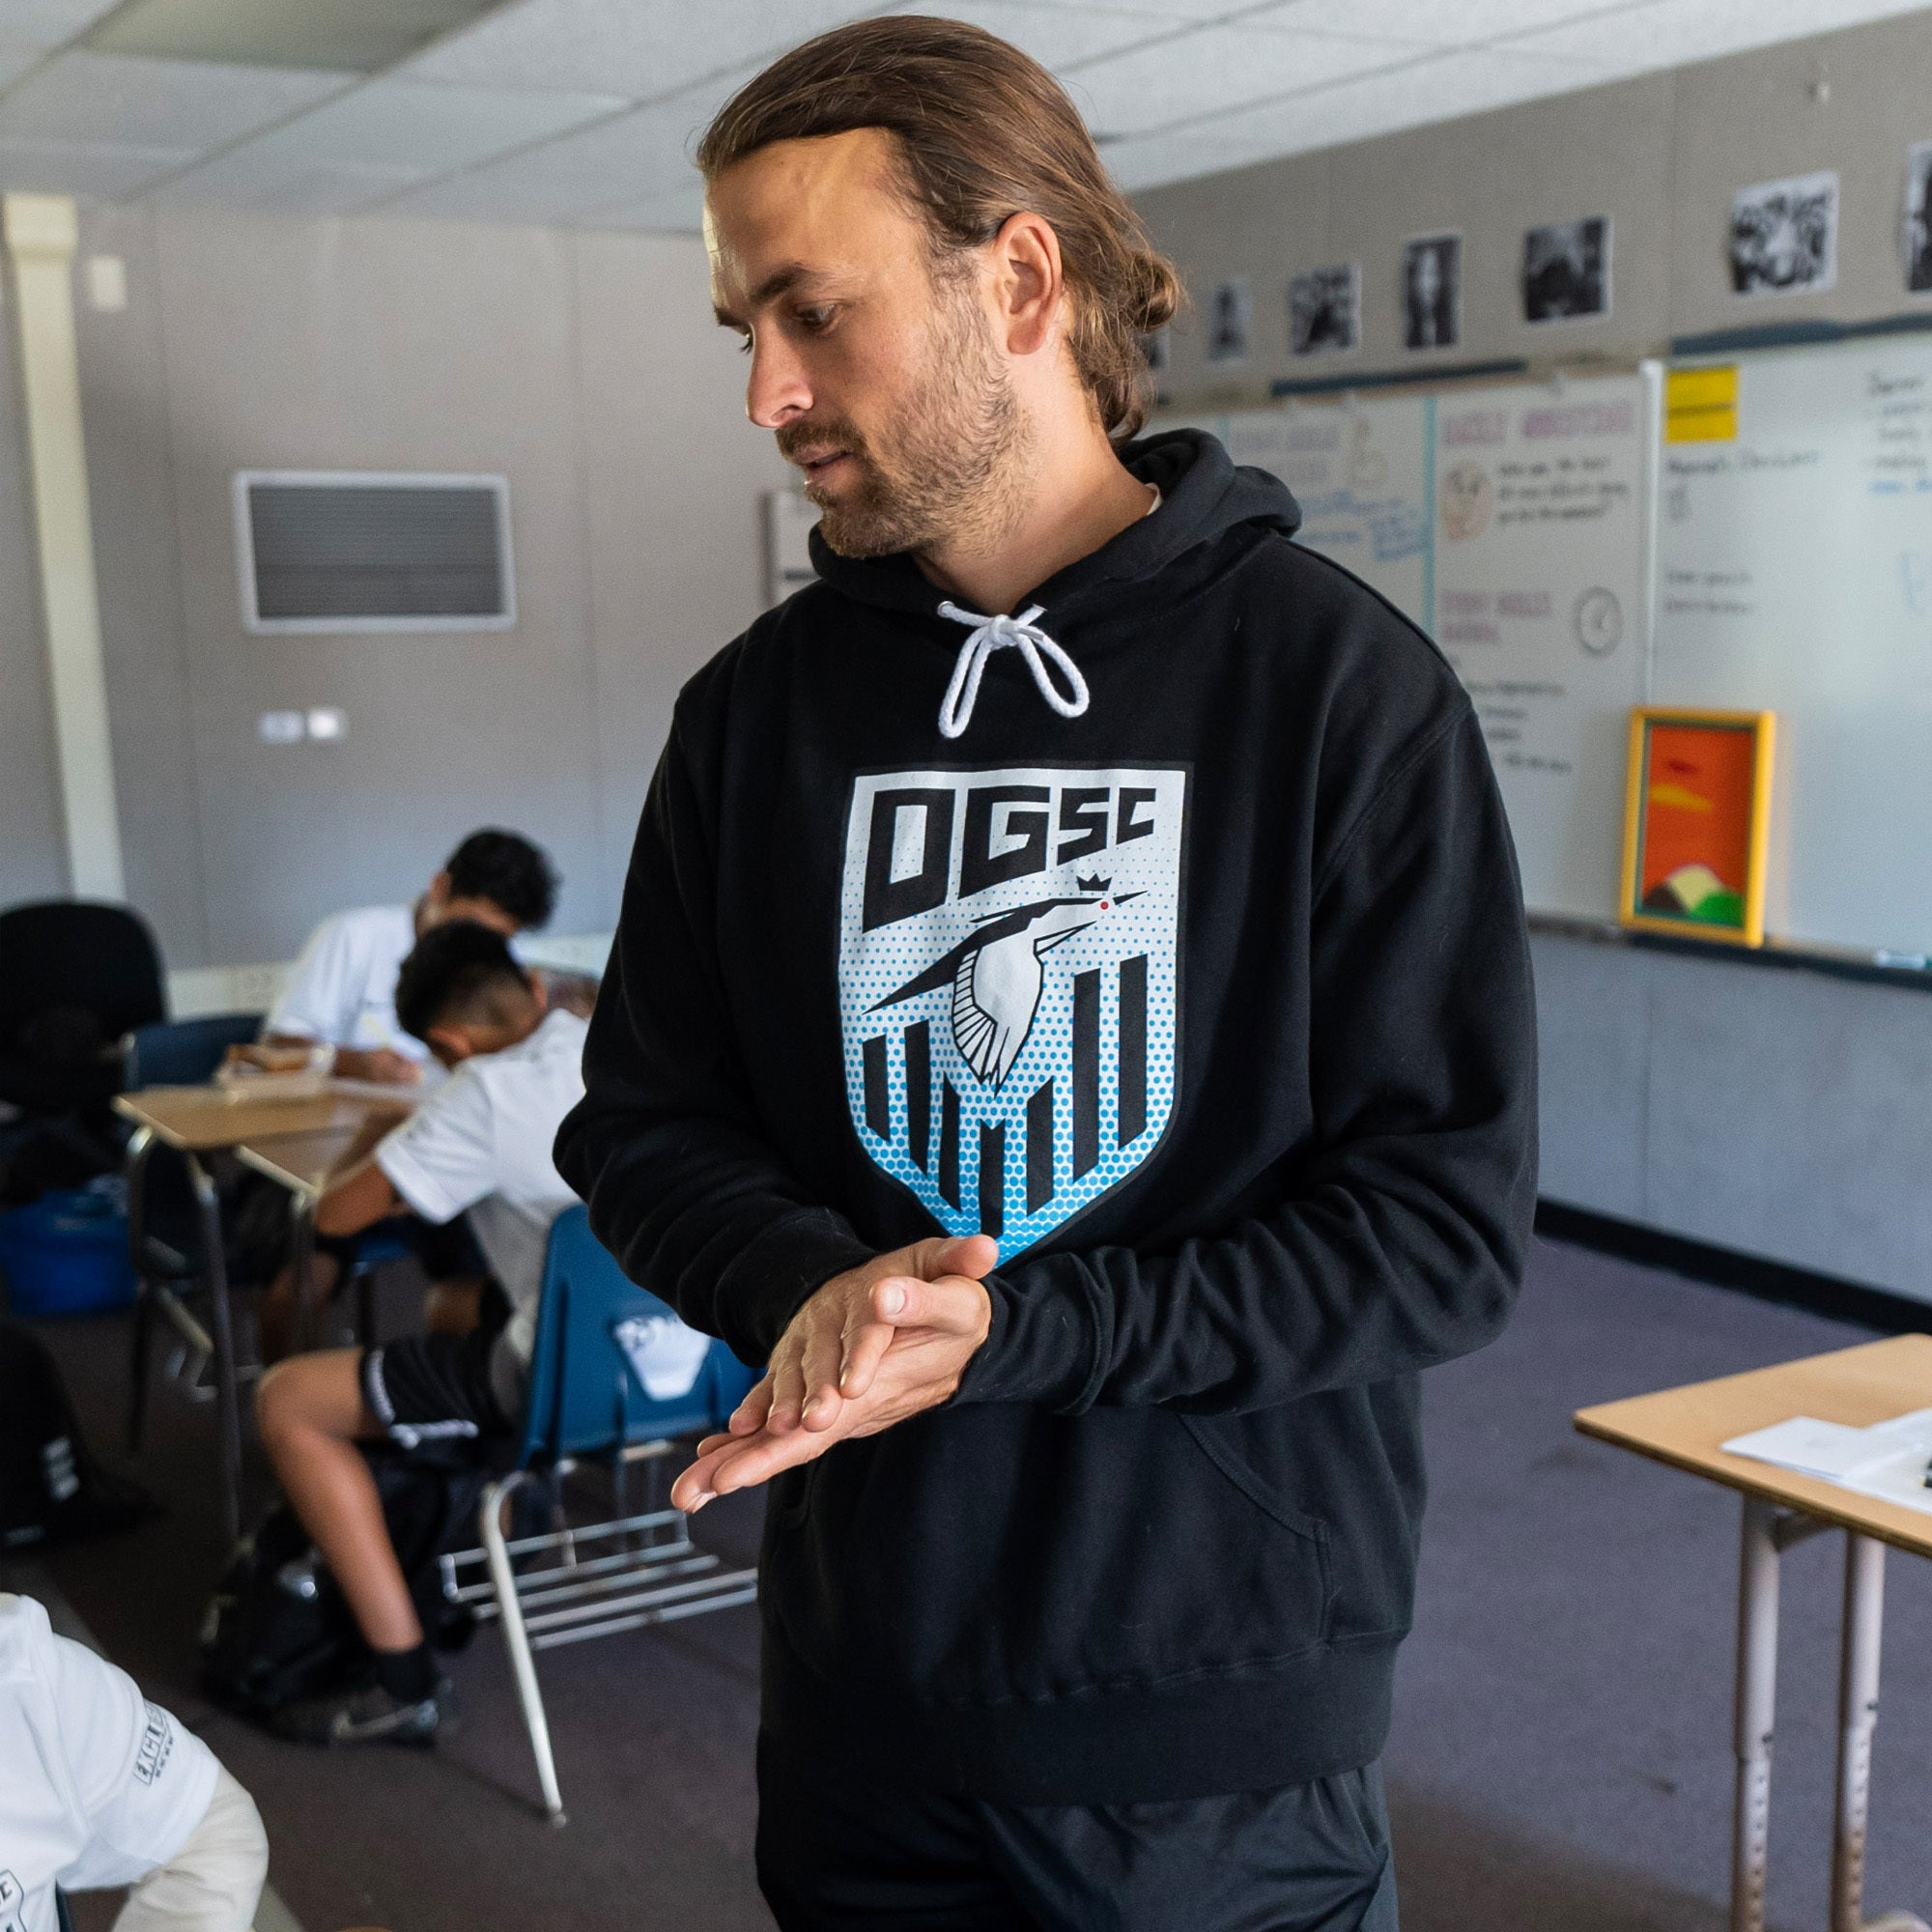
[934,602,1090,740]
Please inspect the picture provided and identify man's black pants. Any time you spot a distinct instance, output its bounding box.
[756,1739,1398,1932]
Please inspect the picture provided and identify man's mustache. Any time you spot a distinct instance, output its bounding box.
[777,420,870,463]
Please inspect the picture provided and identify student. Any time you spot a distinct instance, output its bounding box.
[1,1592,268,1931]
[556,18,1534,1930]
[254,922,587,1747]
[263,827,559,1085]
[250,829,560,1356]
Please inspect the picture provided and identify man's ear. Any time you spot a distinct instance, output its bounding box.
[529,972,550,1014]
[427,1021,471,1065]
[425,869,452,912]
[991,210,1064,359]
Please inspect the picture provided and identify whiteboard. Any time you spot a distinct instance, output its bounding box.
[1176,367,1660,919]
[1655,337,1932,956]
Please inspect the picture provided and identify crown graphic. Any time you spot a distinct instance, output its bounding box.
[1075,875,1112,895]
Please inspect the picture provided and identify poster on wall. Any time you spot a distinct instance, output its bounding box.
[1289,264,1359,355]
[1206,277,1251,363]
[1904,142,1932,294]
[1619,708,1776,947]
[1432,366,1662,919]
[1522,216,1611,323]
[1401,232,1461,350]
[1728,171,1837,297]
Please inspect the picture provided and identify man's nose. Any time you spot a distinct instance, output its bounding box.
[746,334,810,430]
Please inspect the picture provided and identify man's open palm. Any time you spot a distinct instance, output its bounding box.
[670,1235,996,1510]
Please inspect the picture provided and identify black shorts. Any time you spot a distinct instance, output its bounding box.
[360,1330,516,1451]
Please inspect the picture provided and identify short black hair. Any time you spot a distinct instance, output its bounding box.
[443,829,558,930]
[394,921,533,1044]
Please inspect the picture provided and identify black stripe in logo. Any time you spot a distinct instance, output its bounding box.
[1118,954,1148,1147]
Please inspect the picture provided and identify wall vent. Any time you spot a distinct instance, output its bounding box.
[234,470,515,634]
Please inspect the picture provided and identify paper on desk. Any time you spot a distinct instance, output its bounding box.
[1724,1407,1932,1518]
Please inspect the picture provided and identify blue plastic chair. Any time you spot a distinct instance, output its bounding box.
[440,1206,759,1823]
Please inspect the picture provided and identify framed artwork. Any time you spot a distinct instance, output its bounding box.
[1620,708,1776,947]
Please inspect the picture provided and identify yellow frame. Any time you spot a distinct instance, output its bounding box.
[1619,706,1776,948]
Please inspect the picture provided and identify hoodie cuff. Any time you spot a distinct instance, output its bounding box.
[713,1208,876,1366]
[952,1258,1097,1410]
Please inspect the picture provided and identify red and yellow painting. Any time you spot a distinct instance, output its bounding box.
[1620,710,1775,947]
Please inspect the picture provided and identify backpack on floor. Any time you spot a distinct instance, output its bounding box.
[0,1320,150,1549]
[199,1441,517,1722]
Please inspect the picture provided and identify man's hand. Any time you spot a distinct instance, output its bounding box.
[669,1234,996,1511]
[335,1047,423,1087]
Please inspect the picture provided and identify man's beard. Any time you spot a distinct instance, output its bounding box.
[780,279,1030,561]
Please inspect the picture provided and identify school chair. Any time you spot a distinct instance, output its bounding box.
[438,1205,759,1824]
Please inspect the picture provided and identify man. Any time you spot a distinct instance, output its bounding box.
[251,828,559,1354]
[1,1591,267,1931]
[256,922,587,1746]
[263,827,559,1086]
[556,17,1536,1929]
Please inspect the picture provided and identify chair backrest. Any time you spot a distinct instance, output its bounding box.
[124,1012,266,1091]
[516,1205,758,1466]
[0,902,165,1054]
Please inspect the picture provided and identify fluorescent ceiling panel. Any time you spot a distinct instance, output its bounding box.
[0,50,349,150]
[0,134,187,196]
[149,143,418,213]
[877,2,1183,68]
[86,0,503,73]
[402,0,862,99]
[256,79,624,173]
[1068,24,1445,136]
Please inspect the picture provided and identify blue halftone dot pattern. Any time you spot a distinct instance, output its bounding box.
[838,768,1185,1261]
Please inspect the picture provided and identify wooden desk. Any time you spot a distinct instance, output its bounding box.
[235,1125,364,1199]
[1577,1337,1932,1932]
[115,1082,416,1541]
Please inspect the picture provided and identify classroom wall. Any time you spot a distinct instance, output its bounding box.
[1135,11,1932,1301]
[66,205,783,970]
[1136,11,1932,397]
[0,280,71,912]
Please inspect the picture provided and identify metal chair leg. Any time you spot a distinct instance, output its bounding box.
[127,1285,154,1454]
[186,1151,242,1547]
[124,1128,156,1455]
[481,1471,567,1825]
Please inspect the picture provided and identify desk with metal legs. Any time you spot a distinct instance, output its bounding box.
[1577,1336,1932,1932]
[114,1088,409,1543]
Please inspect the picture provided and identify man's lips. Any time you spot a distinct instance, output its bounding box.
[787,445,857,477]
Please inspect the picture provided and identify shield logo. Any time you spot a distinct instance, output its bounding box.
[839,766,1185,1260]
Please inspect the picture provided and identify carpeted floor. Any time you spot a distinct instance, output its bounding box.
[14,1236,1932,1932]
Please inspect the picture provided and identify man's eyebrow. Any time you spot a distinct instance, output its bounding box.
[713,262,824,328]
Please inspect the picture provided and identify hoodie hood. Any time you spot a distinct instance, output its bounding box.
[805,427,1302,627]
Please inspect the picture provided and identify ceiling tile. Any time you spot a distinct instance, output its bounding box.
[877,2,1179,69]
[0,134,187,197]
[1102,43,1609,183]
[1253,0,1647,44]
[575,178,706,233]
[1509,0,1932,69]
[0,50,350,151]
[8,0,123,47]
[147,142,418,214]
[380,76,737,224]
[85,0,501,73]
[256,78,624,173]
[399,0,862,100]
[0,42,55,90]
[1066,24,1435,137]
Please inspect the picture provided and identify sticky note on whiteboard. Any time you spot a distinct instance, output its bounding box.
[1666,365,1738,442]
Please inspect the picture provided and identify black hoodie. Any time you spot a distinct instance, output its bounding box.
[555,429,1537,1805]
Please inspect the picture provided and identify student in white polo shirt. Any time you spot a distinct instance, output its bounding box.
[254,923,589,1747]
[0,1593,267,1932]
[251,829,560,1358]
[263,827,559,1086]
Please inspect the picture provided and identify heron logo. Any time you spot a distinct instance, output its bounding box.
[839,766,1185,1259]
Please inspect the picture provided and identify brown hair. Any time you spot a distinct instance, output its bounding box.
[696,14,1180,440]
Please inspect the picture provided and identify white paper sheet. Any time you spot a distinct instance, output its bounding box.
[1723,1406,1932,1518]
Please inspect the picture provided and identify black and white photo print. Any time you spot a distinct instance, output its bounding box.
[1728,172,1837,296]
[1289,263,1360,355]
[1522,216,1610,323]
[1402,232,1461,350]
[1906,144,1932,295]
[1206,277,1251,364]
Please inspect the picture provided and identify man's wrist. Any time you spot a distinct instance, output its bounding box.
[950,1260,1097,1410]
[716,1208,875,1364]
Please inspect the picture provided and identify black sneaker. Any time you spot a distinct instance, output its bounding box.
[272,1677,455,1748]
